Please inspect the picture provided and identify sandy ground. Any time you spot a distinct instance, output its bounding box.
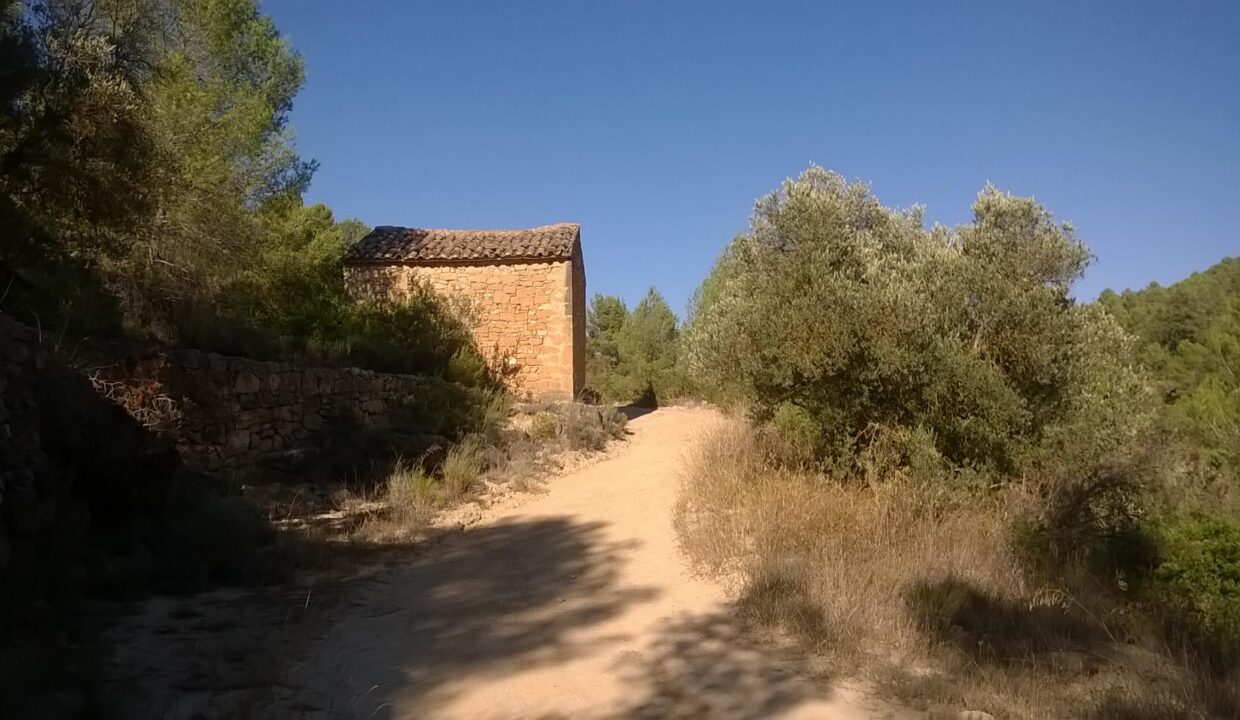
[274,406,914,720]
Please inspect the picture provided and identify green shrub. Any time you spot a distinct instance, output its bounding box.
[445,346,490,387]
[763,403,821,467]
[395,378,489,439]
[530,411,559,440]
[685,166,1153,480]
[1149,514,1240,639]
[479,390,514,445]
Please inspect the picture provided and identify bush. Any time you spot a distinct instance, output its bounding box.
[442,435,485,499]
[762,402,821,467]
[676,415,1238,719]
[561,403,628,451]
[685,166,1153,480]
[524,403,627,451]
[675,416,1023,663]
[383,459,441,526]
[395,378,494,440]
[1149,514,1240,640]
[530,411,559,440]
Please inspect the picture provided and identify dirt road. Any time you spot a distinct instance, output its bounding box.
[279,406,905,720]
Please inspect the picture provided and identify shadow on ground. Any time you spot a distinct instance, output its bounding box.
[463,610,832,720]
[613,611,829,720]
[617,404,656,422]
[896,574,1240,719]
[281,516,659,718]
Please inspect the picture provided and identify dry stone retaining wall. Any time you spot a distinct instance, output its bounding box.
[89,348,427,471]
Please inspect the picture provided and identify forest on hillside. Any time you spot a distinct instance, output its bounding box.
[1101,257,1240,482]
[0,0,489,381]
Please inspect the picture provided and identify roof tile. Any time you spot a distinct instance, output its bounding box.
[343,223,580,263]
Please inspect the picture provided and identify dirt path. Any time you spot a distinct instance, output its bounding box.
[278,406,907,720]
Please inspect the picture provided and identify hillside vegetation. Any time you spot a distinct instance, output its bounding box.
[0,0,486,380]
[678,167,1240,719]
[1100,257,1240,488]
[0,3,524,715]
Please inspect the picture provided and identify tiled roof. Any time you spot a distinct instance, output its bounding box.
[343,223,580,264]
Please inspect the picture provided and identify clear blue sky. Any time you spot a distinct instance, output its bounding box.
[264,0,1239,316]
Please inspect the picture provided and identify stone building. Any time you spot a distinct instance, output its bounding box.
[342,222,586,399]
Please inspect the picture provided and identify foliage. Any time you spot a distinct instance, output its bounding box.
[584,293,634,400]
[394,379,497,440]
[1149,514,1240,640]
[530,411,558,440]
[525,402,627,451]
[1100,258,1240,479]
[0,0,479,381]
[686,166,1153,481]
[762,402,822,468]
[584,288,694,403]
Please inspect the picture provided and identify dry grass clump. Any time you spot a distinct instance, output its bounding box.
[361,458,442,538]
[519,402,628,452]
[442,434,485,500]
[350,401,629,541]
[675,416,1235,720]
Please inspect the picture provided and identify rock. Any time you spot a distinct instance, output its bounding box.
[255,447,319,474]
[235,371,261,394]
[225,429,251,453]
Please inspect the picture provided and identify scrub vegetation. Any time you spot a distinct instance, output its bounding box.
[2,1,1237,717]
[678,166,1240,719]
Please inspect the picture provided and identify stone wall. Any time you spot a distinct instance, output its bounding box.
[344,258,584,399]
[0,314,178,575]
[88,348,428,471]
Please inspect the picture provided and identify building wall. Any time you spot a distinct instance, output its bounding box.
[570,250,586,398]
[344,257,583,399]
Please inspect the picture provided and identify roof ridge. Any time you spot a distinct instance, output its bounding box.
[344,222,580,264]
[374,221,578,232]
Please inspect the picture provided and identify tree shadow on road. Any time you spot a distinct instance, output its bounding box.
[613,611,832,720]
[281,516,659,718]
[462,611,838,720]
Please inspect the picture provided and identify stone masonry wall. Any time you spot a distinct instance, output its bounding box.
[345,259,582,399]
[1,314,179,574]
[88,349,427,471]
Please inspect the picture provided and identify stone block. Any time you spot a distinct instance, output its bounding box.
[235,370,261,394]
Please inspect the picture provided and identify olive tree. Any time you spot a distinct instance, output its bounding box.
[686,166,1152,477]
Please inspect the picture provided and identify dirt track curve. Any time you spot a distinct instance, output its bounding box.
[278,406,909,720]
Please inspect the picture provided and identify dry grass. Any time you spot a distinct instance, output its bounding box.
[675,417,1024,660]
[356,458,442,540]
[520,402,628,451]
[675,415,1238,720]
[442,434,485,499]
[342,402,626,543]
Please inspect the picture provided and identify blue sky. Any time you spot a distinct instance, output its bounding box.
[264,1,1239,316]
